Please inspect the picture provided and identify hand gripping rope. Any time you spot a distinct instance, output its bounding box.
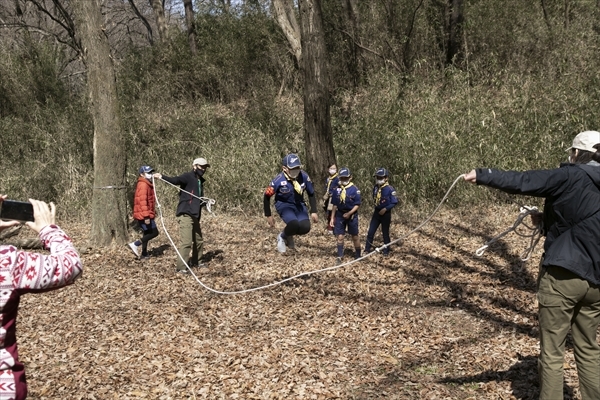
[152,174,541,295]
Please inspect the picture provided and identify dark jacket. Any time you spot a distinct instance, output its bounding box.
[162,170,205,219]
[476,162,600,284]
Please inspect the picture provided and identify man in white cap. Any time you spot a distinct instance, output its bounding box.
[154,157,210,273]
[464,130,600,399]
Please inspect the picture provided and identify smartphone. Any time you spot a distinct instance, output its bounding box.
[0,200,35,222]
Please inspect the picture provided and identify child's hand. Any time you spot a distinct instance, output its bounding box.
[266,216,275,228]
[144,218,151,225]
[311,213,318,223]
[378,208,387,216]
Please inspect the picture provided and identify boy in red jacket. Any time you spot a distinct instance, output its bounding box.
[128,165,159,259]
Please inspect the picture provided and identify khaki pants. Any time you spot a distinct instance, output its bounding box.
[176,214,203,271]
[537,265,600,400]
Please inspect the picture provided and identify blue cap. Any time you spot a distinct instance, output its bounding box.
[139,165,154,174]
[282,154,302,168]
[338,167,351,178]
[374,168,388,177]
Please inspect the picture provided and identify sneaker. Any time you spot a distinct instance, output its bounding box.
[139,254,150,261]
[190,263,207,268]
[276,233,287,253]
[128,242,140,258]
[285,235,295,250]
[176,268,189,274]
[336,257,343,266]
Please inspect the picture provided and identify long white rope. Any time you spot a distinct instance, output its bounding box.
[152,174,467,295]
[475,206,542,261]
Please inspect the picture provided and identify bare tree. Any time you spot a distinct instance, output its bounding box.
[183,0,196,55]
[72,0,128,246]
[272,0,302,66]
[298,0,335,195]
[127,0,154,45]
[149,0,168,42]
[446,0,463,65]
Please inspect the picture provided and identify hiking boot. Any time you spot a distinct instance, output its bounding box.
[285,235,295,250]
[128,242,140,258]
[276,233,287,253]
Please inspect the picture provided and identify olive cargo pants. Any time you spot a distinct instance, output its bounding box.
[176,214,203,271]
[537,265,600,400]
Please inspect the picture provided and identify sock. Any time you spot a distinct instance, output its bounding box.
[134,240,142,246]
[337,244,344,258]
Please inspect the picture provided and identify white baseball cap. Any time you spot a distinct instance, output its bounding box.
[567,131,600,153]
[192,157,210,167]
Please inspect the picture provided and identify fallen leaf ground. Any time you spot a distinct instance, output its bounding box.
[14,205,586,399]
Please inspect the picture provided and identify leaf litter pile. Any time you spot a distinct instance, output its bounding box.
[13,205,586,399]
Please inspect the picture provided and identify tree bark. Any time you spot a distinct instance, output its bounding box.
[446,0,463,65]
[149,0,168,42]
[272,0,302,66]
[298,0,336,198]
[183,0,197,55]
[72,0,128,246]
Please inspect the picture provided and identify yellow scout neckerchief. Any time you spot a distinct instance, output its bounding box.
[375,182,389,205]
[340,182,354,203]
[326,173,338,193]
[284,171,303,194]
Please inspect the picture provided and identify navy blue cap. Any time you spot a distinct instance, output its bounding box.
[282,154,302,168]
[338,167,351,178]
[139,165,154,174]
[374,168,388,177]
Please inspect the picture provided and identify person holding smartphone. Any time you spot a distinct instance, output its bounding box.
[0,194,83,400]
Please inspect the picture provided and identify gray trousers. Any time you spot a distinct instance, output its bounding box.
[537,265,600,400]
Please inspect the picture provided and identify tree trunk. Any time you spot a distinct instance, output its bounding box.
[446,0,463,65]
[273,0,302,66]
[341,0,361,86]
[298,0,336,198]
[149,0,168,42]
[72,0,128,246]
[183,0,197,55]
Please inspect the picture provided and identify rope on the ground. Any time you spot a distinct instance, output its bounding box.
[152,174,467,295]
[475,206,542,261]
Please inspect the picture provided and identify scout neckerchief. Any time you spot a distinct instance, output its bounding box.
[340,182,354,203]
[284,171,303,194]
[375,182,389,205]
[326,173,338,194]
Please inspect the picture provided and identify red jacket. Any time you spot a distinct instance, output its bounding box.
[133,176,156,220]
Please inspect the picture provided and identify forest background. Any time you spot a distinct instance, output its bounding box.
[1,0,599,230]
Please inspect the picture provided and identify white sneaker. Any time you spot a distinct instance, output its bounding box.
[276,233,287,253]
[128,242,140,257]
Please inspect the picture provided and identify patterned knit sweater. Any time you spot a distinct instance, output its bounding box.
[0,224,82,400]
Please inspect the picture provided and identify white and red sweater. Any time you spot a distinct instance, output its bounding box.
[0,225,82,400]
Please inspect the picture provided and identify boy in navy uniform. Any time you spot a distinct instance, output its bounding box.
[365,168,398,255]
[329,167,361,264]
[264,154,319,253]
